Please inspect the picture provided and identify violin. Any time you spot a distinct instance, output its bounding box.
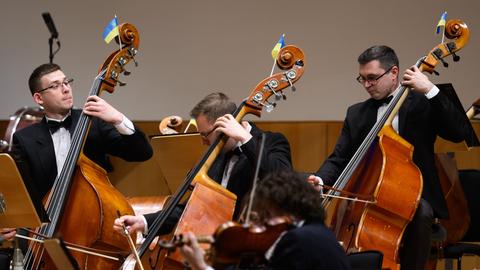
[158,216,293,269]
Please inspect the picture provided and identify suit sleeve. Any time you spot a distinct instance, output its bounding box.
[95,119,153,162]
[316,114,354,186]
[240,131,292,176]
[429,91,470,142]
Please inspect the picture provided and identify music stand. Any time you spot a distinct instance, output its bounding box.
[0,153,44,228]
[150,133,206,193]
[43,238,79,270]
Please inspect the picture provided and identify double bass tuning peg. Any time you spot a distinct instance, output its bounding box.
[439,58,449,68]
[452,52,460,62]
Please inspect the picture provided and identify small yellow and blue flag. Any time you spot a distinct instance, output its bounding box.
[102,16,120,44]
[271,34,285,60]
[436,11,447,34]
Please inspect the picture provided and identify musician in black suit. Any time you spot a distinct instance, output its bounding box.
[192,93,292,218]
[114,92,292,235]
[0,63,153,245]
[179,170,351,270]
[309,45,470,270]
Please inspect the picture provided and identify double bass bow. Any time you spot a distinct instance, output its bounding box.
[124,45,305,270]
[321,19,469,270]
[23,22,141,269]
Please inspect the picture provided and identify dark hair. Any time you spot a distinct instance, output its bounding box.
[190,92,237,122]
[252,170,325,223]
[358,45,399,71]
[28,63,62,95]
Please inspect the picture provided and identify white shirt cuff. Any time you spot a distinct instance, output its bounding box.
[114,114,135,135]
[141,215,149,235]
[425,85,440,99]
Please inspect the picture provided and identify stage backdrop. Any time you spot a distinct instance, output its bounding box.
[1,0,479,121]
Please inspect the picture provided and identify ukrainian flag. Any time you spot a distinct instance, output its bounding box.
[271,34,285,60]
[102,16,119,44]
[436,11,447,34]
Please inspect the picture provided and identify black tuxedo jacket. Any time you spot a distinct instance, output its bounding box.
[208,124,292,217]
[11,109,153,199]
[267,220,350,270]
[316,91,470,218]
[144,124,292,230]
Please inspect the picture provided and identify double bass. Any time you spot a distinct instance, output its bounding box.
[424,97,480,270]
[123,45,305,270]
[23,23,141,269]
[321,19,469,270]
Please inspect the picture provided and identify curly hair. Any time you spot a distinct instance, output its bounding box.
[252,170,325,223]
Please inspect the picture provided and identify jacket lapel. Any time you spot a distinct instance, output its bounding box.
[35,118,57,177]
[398,92,412,136]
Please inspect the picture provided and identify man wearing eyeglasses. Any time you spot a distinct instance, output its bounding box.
[189,92,292,217]
[308,45,470,270]
[114,92,292,236]
[0,63,153,245]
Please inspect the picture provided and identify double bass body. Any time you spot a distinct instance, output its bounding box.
[332,126,422,270]
[42,155,134,269]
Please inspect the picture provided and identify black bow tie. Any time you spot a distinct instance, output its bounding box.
[47,115,72,133]
[226,146,243,160]
[373,95,393,108]
[232,146,243,156]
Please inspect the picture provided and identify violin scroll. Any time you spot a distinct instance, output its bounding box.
[420,19,469,74]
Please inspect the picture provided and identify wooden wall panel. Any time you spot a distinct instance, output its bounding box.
[255,122,329,172]
[1,120,478,196]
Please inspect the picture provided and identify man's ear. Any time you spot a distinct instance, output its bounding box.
[32,92,43,106]
[391,65,399,77]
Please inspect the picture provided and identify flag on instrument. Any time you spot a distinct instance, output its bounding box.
[271,34,285,60]
[184,118,198,133]
[436,11,447,34]
[102,16,120,43]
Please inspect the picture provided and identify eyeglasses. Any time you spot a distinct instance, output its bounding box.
[199,128,215,139]
[356,66,393,85]
[37,78,74,93]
